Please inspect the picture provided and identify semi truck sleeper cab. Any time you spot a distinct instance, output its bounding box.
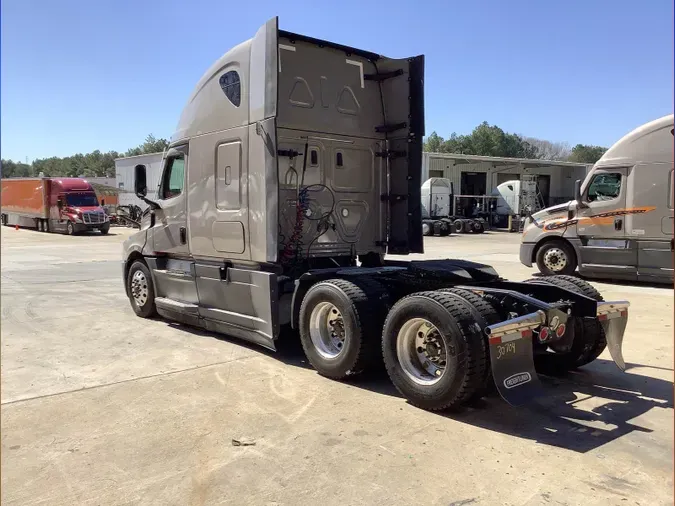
[122,17,631,411]
[521,114,674,284]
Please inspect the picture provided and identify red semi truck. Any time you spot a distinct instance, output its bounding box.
[1,178,110,235]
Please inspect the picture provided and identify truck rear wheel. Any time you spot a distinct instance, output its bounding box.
[439,288,500,400]
[381,291,486,411]
[453,220,464,234]
[299,278,389,379]
[535,240,577,276]
[525,275,605,373]
[127,260,157,318]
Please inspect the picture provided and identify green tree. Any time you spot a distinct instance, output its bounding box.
[424,132,445,152]
[2,135,156,179]
[125,134,169,157]
[568,144,607,164]
[1,160,32,177]
[424,122,540,159]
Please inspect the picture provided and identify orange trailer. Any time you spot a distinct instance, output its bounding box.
[1,178,110,234]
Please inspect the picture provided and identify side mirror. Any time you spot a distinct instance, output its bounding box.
[574,179,587,207]
[57,198,63,209]
[100,198,105,206]
[134,164,148,197]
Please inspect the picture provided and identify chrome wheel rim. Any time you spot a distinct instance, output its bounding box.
[543,247,567,272]
[309,302,346,359]
[422,223,431,235]
[397,318,448,385]
[131,270,149,307]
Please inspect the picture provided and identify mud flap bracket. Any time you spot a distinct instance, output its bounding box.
[485,311,546,406]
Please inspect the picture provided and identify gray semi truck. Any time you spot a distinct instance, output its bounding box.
[122,17,630,411]
[521,114,674,284]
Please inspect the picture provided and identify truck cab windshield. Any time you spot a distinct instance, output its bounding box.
[66,193,99,207]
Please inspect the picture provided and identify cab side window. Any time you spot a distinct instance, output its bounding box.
[219,71,241,107]
[160,155,185,199]
[586,172,622,202]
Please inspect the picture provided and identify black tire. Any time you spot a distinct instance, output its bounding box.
[127,260,157,318]
[432,221,443,236]
[66,221,75,235]
[438,221,450,237]
[382,291,486,411]
[525,275,605,373]
[438,288,501,400]
[440,218,453,235]
[100,223,110,235]
[453,220,464,234]
[473,221,485,234]
[535,240,577,276]
[299,278,389,379]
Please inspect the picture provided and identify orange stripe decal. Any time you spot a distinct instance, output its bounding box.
[542,206,656,231]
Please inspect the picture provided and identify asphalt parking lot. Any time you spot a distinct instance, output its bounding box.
[1,226,673,505]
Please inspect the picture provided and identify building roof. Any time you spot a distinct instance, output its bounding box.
[424,152,590,169]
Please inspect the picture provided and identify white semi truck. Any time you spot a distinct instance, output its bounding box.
[122,17,631,411]
[421,177,486,235]
[521,114,674,284]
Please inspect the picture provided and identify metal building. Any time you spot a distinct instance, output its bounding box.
[423,152,590,207]
[114,152,164,208]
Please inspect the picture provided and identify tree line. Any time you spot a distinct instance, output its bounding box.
[424,122,607,164]
[1,135,169,180]
[1,123,608,180]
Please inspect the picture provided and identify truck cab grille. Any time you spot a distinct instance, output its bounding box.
[82,211,106,225]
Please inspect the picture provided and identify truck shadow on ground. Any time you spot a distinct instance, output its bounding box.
[272,333,673,453]
[171,323,672,454]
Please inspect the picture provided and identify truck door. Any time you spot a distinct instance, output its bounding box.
[374,55,425,254]
[631,163,674,281]
[577,167,636,274]
[152,145,190,257]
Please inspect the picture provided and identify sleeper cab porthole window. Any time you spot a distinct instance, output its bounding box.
[219,71,241,107]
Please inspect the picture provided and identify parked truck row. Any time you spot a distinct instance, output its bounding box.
[121,18,631,411]
[1,177,110,234]
[421,177,486,236]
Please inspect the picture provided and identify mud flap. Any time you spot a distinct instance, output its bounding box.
[486,311,546,406]
[597,301,630,371]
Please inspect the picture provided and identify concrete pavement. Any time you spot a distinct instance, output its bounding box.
[1,226,672,505]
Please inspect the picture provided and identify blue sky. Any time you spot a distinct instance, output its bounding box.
[1,0,673,162]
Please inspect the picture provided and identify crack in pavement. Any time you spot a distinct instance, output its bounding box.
[1,354,258,407]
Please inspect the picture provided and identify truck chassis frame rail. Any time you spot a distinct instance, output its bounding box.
[125,255,630,411]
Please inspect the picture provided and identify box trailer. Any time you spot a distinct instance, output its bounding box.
[1,177,110,234]
[121,17,630,411]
